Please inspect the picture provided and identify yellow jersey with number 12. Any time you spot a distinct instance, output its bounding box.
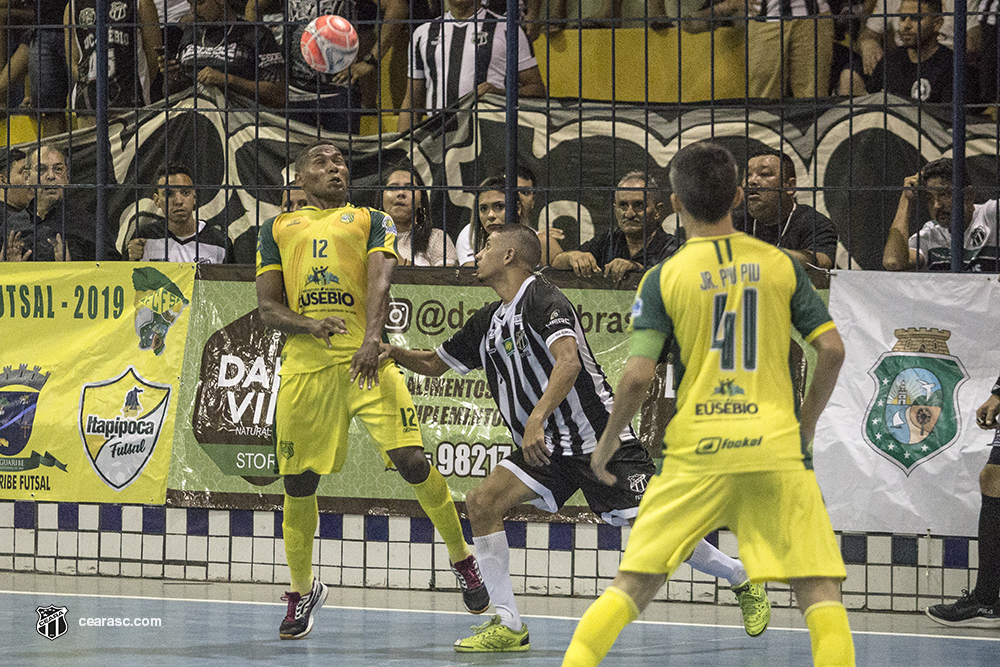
[256,204,397,374]
[631,232,834,476]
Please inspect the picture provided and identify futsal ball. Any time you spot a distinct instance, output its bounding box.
[300,15,359,74]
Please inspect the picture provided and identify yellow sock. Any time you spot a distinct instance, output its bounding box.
[283,494,318,594]
[804,601,855,667]
[562,586,639,667]
[411,467,470,563]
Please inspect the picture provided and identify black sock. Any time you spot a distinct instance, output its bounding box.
[973,494,1000,606]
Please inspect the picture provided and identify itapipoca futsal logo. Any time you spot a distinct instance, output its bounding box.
[132,267,189,356]
[36,605,68,640]
[863,327,968,474]
[79,367,171,490]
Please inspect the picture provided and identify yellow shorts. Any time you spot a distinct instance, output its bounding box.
[273,360,423,476]
[619,468,846,583]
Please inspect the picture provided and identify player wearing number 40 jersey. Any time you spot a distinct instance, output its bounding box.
[256,141,488,642]
[384,223,771,653]
[563,142,853,667]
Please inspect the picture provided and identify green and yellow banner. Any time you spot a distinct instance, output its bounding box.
[0,264,195,504]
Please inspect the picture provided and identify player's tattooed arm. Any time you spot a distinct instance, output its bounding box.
[380,344,450,377]
[256,270,347,346]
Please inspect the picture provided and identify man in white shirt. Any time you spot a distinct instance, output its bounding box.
[883,157,999,272]
[128,163,231,264]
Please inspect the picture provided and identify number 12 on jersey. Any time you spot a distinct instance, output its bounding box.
[711,288,757,371]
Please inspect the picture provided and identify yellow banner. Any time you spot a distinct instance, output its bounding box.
[0,263,195,504]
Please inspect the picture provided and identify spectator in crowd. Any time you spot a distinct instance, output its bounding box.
[828,0,868,95]
[232,179,306,264]
[379,164,458,266]
[517,163,564,265]
[866,0,970,102]
[747,0,834,98]
[0,39,29,110]
[456,176,514,266]
[0,148,34,261]
[882,158,999,271]
[551,171,680,282]
[24,2,71,136]
[0,1,33,79]
[858,0,974,76]
[397,0,545,133]
[154,0,191,23]
[978,1,999,102]
[927,377,1000,627]
[245,0,408,133]
[127,162,231,263]
[24,144,112,260]
[163,0,284,108]
[64,0,162,125]
[676,0,755,35]
[741,151,837,287]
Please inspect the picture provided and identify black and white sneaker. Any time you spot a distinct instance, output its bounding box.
[925,590,1000,628]
[451,554,490,614]
[279,577,329,639]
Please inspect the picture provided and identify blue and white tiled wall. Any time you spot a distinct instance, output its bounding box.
[0,500,977,611]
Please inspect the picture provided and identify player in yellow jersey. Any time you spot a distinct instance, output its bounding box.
[256,141,488,640]
[562,142,854,667]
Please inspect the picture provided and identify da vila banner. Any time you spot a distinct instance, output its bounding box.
[170,269,637,507]
[815,271,1000,537]
[0,263,195,504]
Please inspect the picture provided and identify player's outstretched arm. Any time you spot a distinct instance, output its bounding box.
[383,344,451,377]
[592,354,657,484]
[799,328,845,446]
[256,270,347,346]
[351,251,398,389]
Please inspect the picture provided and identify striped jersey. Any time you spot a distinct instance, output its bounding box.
[631,233,834,475]
[256,204,398,374]
[437,275,635,456]
[408,8,537,112]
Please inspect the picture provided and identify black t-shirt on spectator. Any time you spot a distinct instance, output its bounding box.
[744,203,838,261]
[177,23,284,87]
[868,45,963,103]
[578,226,680,270]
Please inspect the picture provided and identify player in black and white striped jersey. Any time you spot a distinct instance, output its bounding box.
[397,0,545,133]
[384,224,769,652]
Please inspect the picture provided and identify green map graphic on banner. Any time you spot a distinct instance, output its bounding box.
[171,273,636,506]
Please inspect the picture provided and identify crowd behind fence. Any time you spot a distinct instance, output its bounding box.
[0,0,997,278]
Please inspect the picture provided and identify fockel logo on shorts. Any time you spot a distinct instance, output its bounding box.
[79,367,170,491]
[695,436,763,454]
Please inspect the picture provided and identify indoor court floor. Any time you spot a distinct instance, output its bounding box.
[1,573,997,666]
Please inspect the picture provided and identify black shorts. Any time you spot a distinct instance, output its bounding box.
[498,439,655,526]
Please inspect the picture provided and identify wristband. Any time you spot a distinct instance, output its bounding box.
[361,52,377,66]
[992,379,1000,398]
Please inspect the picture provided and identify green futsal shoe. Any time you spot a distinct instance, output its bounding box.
[454,615,530,652]
[732,581,771,637]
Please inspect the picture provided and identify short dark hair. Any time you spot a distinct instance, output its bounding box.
[751,150,796,182]
[294,140,342,173]
[669,142,739,223]
[0,148,26,178]
[155,162,194,185]
[921,157,952,185]
[493,223,541,269]
[516,164,535,187]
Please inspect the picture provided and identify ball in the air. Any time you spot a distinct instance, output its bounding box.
[300,15,359,74]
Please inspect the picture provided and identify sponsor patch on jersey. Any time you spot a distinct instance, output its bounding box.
[631,297,643,319]
[382,215,397,236]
